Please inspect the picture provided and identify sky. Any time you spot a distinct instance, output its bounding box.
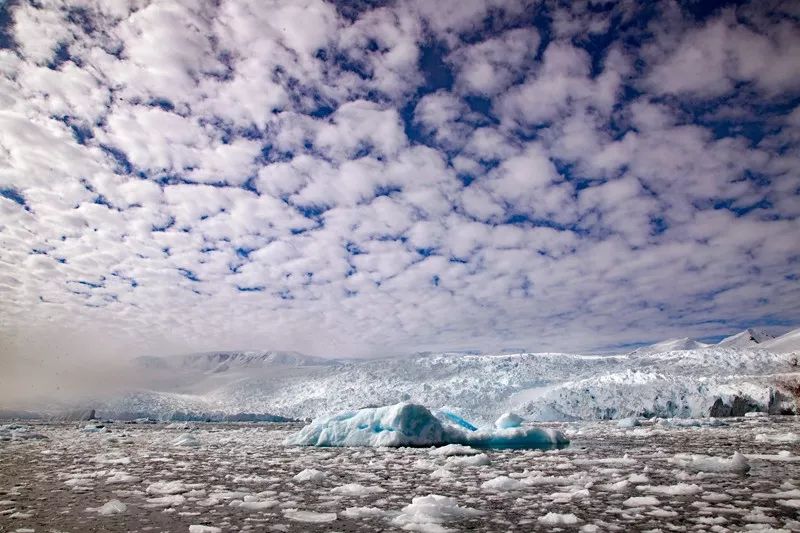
[0,0,799,363]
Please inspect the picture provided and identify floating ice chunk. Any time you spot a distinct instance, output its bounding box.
[538,512,581,525]
[146,481,198,495]
[481,476,525,491]
[293,469,326,482]
[430,468,454,479]
[173,433,200,447]
[283,509,337,523]
[238,500,278,511]
[330,483,386,496]
[189,526,222,533]
[106,471,139,484]
[744,411,767,417]
[146,494,185,507]
[623,496,660,507]
[617,417,641,428]
[87,499,127,515]
[429,444,480,457]
[446,453,490,467]
[287,402,568,449]
[671,452,750,473]
[755,432,800,444]
[81,424,107,433]
[494,413,524,429]
[391,494,482,531]
[639,483,702,496]
[341,506,389,519]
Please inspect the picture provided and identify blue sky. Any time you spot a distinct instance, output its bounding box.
[0,0,799,359]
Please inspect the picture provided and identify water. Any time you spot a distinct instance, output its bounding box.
[1,417,799,531]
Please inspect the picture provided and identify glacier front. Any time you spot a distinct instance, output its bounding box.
[285,402,568,448]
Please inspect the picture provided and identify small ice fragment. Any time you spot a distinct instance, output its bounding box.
[293,469,326,482]
[283,510,337,523]
[494,413,524,429]
[538,512,581,525]
[189,526,222,533]
[88,499,127,515]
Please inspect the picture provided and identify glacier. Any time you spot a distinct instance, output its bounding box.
[66,328,800,424]
[285,402,568,448]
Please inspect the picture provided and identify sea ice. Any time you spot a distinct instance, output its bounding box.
[87,499,127,515]
[428,444,480,456]
[330,483,386,496]
[292,468,326,482]
[671,451,750,473]
[283,509,337,522]
[173,433,200,447]
[617,417,641,428]
[538,512,581,525]
[494,412,524,429]
[391,494,482,531]
[189,526,222,533]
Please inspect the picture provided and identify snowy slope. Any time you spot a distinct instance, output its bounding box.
[759,328,800,353]
[716,328,775,348]
[631,337,709,353]
[135,351,336,374]
[98,346,800,424]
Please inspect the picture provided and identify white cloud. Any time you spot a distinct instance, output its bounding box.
[0,0,798,366]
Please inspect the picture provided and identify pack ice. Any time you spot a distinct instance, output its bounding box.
[285,402,568,448]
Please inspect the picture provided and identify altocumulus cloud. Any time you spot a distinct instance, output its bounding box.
[0,0,799,359]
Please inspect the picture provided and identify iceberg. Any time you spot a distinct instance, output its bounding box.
[285,402,568,449]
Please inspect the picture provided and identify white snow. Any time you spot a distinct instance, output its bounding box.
[717,328,774,348]
[110,342,799,422]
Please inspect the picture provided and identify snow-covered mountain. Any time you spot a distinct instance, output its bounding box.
[631,337,710,353]
[135,350,336,374]
[716,328,775,348]
[94,329,800,424]
[759,328,800,354]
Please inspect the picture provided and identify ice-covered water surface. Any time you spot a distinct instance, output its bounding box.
[2,417,800,532]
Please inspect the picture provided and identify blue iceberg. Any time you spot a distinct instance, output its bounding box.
[285,403,568,449]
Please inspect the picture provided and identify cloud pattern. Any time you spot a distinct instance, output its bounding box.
[0,0,799,358]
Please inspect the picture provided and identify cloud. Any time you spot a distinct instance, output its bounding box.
[0,0,798,378]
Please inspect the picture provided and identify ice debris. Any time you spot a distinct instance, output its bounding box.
[671,451,750,473]
[494,412,524,429]
[87,499,127,515]
[286,402,568,448]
